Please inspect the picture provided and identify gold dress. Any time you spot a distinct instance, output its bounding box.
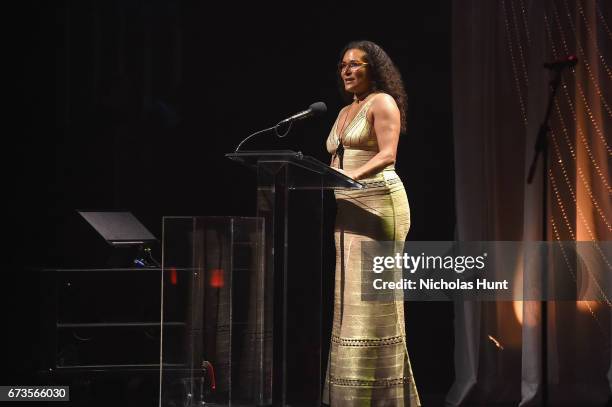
[323,95,420,406]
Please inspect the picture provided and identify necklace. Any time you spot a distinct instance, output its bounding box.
[337,92,373,141]
[335,93,371,169]
[337,102,357,140]
[353,91,370,103]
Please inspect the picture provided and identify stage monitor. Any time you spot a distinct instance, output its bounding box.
[78,211,156,247]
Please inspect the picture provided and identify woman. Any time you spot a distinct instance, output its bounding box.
[324,40,420,406]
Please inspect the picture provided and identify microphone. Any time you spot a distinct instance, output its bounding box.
[278,102,327,125]
[543,55,578,70]
[234,101,327,151]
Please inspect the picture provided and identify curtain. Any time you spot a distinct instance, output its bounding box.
[450,0,611,405]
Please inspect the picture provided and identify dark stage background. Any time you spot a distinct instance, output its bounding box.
[7,1,455,404]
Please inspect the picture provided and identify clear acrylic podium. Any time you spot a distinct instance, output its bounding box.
[160,216,265,406]
[226,150,362,407]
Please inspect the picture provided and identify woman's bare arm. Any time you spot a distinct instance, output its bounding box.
[345,94,401,180]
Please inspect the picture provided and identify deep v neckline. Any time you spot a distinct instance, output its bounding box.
[335,97,374,141]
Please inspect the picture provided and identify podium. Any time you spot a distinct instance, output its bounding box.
[226,150,362,406]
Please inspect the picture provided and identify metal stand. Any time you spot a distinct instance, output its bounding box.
[526,65,565,407]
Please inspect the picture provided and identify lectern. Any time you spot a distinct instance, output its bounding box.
[226,150,362,406]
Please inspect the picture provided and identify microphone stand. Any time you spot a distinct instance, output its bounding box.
[526,65,565,407]
[234,121,293,152]
[234,102,326,151]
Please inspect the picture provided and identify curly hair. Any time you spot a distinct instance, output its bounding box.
[338,40,408,133]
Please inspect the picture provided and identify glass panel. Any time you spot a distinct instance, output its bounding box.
[160,216,265,407]
[256,163,324,406]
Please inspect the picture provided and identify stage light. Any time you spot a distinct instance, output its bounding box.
[210,269,224,288]
[576,300,600,313]
[170,267,177,285]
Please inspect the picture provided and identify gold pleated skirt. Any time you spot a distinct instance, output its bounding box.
[323,169,420,407]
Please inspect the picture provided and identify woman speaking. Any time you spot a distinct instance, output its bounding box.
[324,40,420,406]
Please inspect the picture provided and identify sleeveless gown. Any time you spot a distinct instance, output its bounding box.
[323,95,420,406]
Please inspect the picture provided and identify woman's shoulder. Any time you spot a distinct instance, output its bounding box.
[338,103,351,114]
[332,104,350,124]
[370,92,398,109]
[368,92,400,120]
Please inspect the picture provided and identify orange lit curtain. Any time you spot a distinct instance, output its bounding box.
[450,0,611,405]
